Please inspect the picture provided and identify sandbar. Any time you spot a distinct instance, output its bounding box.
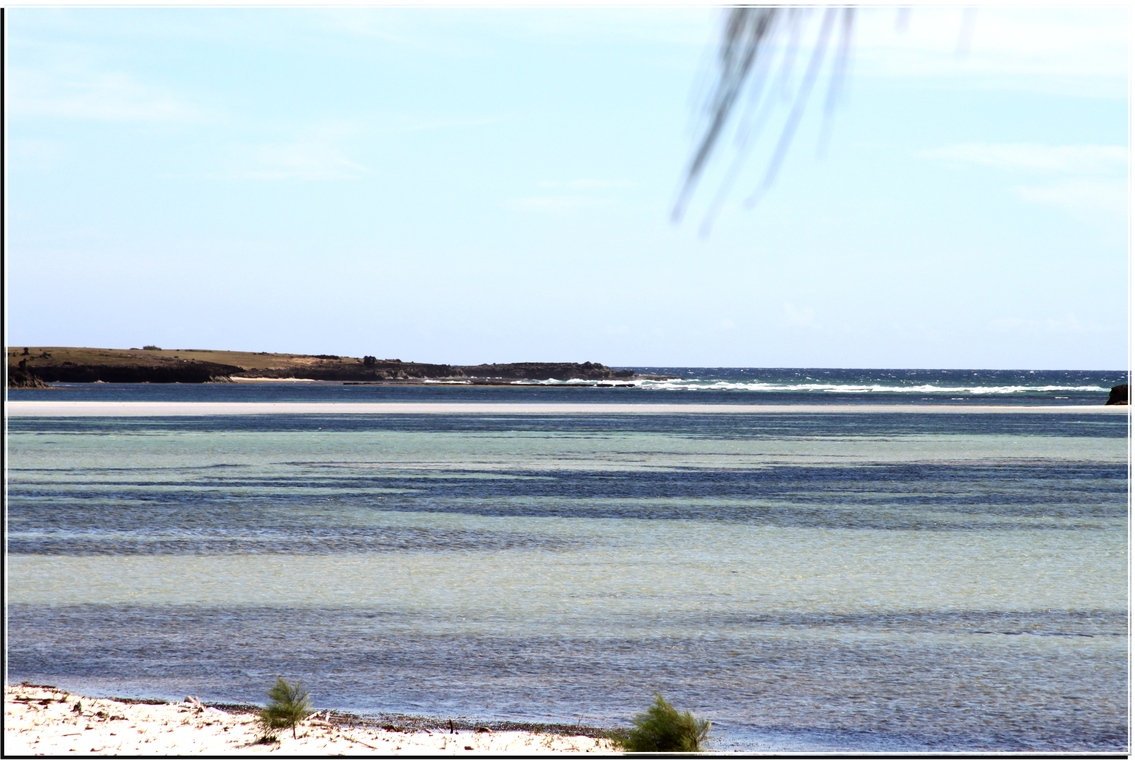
[5,401,1127,416]
[5,684,615,756]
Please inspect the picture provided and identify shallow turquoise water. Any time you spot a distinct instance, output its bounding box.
[6,409,1128,751]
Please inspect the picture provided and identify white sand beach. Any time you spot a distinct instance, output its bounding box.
[6,401,1127,416]
[5,684,616,756]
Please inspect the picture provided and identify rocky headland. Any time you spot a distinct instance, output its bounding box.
[7,367,52,389]
[6,347,655,388]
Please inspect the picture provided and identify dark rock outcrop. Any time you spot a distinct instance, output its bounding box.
[237,361,462,382]
[7,367,51,389]
[236,360,634,383]
[459,362,634,382]
[1106,383,1128,405]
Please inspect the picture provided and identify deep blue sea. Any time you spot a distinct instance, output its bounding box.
[6,367,1129,405]
[6,368,1129,752]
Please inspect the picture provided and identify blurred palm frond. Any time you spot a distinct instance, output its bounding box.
[675,6,856,233]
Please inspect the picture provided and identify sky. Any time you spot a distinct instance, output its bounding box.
[5,6,1129,369]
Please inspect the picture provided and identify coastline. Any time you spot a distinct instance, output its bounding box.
[5,684,615,756]
[6,347,647,386]
[7,400,1128,416]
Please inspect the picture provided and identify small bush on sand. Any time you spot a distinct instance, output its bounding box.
[610,693,710,752]
[258,677,312,740]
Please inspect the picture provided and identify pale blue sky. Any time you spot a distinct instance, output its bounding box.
[6,7,1129,368]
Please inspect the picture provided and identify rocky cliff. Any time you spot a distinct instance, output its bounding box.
[7,348,244,387]
[22,361,244,384]
[7,367,52,389]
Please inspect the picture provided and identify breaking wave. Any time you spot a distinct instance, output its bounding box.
[511,369,1121,396]
[632,380,1110,394]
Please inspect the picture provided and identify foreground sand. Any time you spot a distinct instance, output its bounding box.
[5,684,617,756]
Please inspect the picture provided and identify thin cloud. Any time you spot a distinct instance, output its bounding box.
[921,143,1127,174]
[10,138,65,169]
[922,142,1127,224]
[170,123,370,182]
[376,115,509,135]
[503,195,614,214]
[506,177,630,213]
[991,313,1092,335]
[780,303,819,329]
[537,179,634,190]
[316,7,711,52]
[1013,179,1127,220]
[852,7,1127,97]
[9,68,207,123]
[225,142,369,181]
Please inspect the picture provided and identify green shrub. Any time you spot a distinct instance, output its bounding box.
[258,677,313,740]
[142,345,161,351]
[611,693,710,753]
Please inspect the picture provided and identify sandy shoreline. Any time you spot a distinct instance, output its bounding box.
[6,400,1126,416]
[5,684,617,755]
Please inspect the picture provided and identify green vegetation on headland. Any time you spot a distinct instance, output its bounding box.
[6,346,664,388]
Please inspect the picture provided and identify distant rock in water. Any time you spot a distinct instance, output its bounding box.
[1105,383,1128,405]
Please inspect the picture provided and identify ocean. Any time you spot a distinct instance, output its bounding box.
[6,368,1129,751]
